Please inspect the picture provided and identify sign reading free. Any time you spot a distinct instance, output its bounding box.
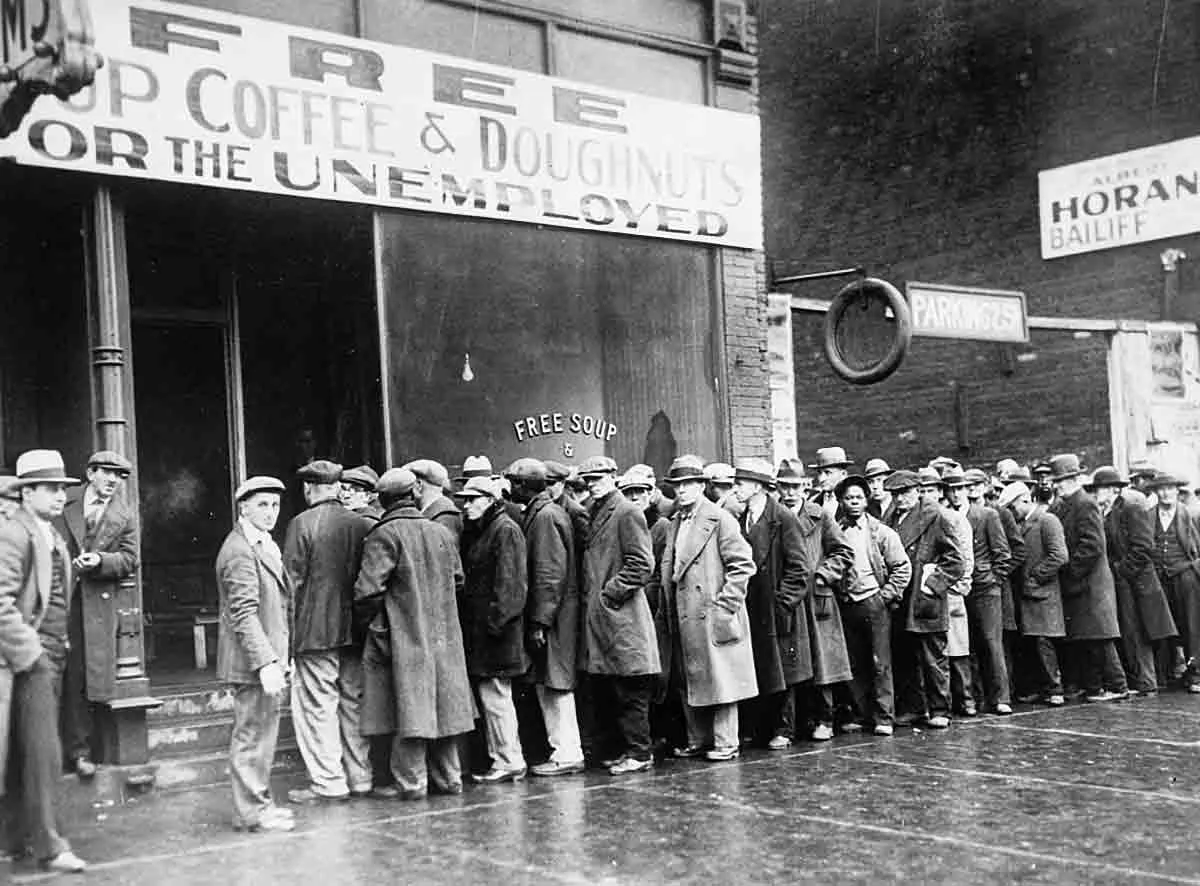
[0,0,764,248]
[906,282,1029,344]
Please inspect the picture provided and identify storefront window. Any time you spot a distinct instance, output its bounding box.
[175,0,357,34]
[554,30,708,103]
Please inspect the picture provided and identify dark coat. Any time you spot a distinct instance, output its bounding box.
[353,507,473,739]
[423,495,463,546]
[215,524,291,685]
[885,497,968,634]
[793,501,854,684]
[460,503,529,679]
[661,497,758,706]
[282,499,372,654]
[997,504,1026,631]
[741,496,810,692]
[580,490,658,676]
[1051,488,1120,640]
[521,493,578,690]
[55,488,138,700]
[964,502,1011,595]
[646,511,672,701]
[1017,508,1069,638]
[1106,493,1177,643]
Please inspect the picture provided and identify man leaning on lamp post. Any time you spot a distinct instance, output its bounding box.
[216,476,295,833]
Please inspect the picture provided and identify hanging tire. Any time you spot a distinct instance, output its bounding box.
[822,277,912,385]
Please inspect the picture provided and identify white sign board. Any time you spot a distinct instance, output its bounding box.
[907,282,1029,343]
[1038,135,1200,259]
[0,0,764,249]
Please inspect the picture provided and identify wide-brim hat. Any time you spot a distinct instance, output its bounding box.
[666,455,707,484]
[1006,467,1033,484]
[963,468,990,487]
[940,467,971,488]
[455,455,494,482]
[703,462,735,485]
[835,474,871,500]
[863,458,892,479]
[13,449,80,487]
[775,458,806,485]
[734,458,776,488]
[235,475,285,502]
[1145,471,1186,489]
[1048,453,1083,482]
[0,475,21,502]
[916,467,942,487]
[1088,466,1128,489]
[1128,460,1158,479]
[87,450,133,476]
[808,447,853,470]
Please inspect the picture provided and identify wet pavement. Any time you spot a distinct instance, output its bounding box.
[11,694,1200,884]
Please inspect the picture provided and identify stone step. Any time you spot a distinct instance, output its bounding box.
[149,711,295,759]
[147,683,292,723]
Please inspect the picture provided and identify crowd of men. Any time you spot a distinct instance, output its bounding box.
[2,442,1199,869]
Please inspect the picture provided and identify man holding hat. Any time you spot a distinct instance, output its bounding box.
[0,450,88,872]
[864,458,893,520]
[283,461,375,804]
[403,460,462,544]
[216,474,294,832]
[808,447,854,518]
[340,465,383,521]
[55,450,138,779]
[1147,471,1200,692]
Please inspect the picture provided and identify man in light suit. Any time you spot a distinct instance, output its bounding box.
[0,450,88,873]
[216,476,294,833]
[55,450,139,778]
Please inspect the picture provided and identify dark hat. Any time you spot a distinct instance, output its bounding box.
[940,467,971,488]
[808,447,853,470]
[544,461,572,482]
[341,465,379,490]
[0,475,21,502]
[235,475,285,502]
[916,467,942,487]
[1145,471,1186,489]
[578,455,619,478]
[733,458,776,487]
[835,474,871,500]
[403,459,449,489]
[296,459,343,484]
[504,458,548,483]
[456,455,494,482]
[87,450,133,475]
[1089,466,1128,489]
[929,456,960,472]
[665,454,707,484]
[1048,453,1083,482]
[376,467,417,498]
[863,458,892,479]
[13,450,80,487]
[775,458,806,485]
[963,468,990,486]
[883,470,921,492]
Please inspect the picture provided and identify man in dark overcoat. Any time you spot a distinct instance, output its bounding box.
[283,460,374,803]
[1048,454,1127,701]
[405,459,463,545]
[340,465,383,520]
[354,468,473,799]
[1146,472,1200,692]
[55,450,138,777]
[1092,467,1176,696]
[729,458,808,749]
[883,470,967,728]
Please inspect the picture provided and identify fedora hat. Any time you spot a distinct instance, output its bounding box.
[995,458,1020,480]
[665,455,707,484]
[456,455,494,482]
[1048,453,1083,482]
[916,467,942,487]
[13,449,80,487]
[808,447,853,470]
[963,468,990,486]
[1144,471,1186,489]
[863,458,892,479]
[1128,459,1158,479]
[1089,466,1128,489]
[733,458,776,487]
[940,466,971,488]
[0,475,21,502]
[775,458,806,485]
[703,462,735,485]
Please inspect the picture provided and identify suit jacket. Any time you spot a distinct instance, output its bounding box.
[215,524,291,685]
[55,488,139,700]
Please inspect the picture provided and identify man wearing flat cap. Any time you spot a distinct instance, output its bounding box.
[54,450,138,779]
[404,460,462,545]
[1146,471,1200,693]
[546,461,589,571]
[283,461,375,804]
[340,466,383,521]
[216,475,294,832]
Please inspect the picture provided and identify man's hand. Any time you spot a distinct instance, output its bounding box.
[530,627,547,648]
[259,661,287,697]
[72,552,101,571]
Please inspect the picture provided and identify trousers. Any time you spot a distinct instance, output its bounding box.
[840,594,895,726]
[967,592,1010,708]
[535,684,583,763]
[475,677,526,771]
[293,650,369,795]
[682,700,738,751]
[391,736,462,795]
[230,682,282,828]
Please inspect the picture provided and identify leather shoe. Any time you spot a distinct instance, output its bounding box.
[368,785,401,799]
[531,760,585,777]
[73,756,97,779]
[608,756,653,775]
[234,810,295,833]
[288,786,350,804]
[811,723,834,741]
[41,851,88,873]
[471,766,527,784]
[431,782,463,795]
[767,735,792,750]
[704,746,740,762]
[925,715,950,729]
[873,724,894,736]
[672,744,705,758]
[839,722,863,734]
[994,703,1013,715]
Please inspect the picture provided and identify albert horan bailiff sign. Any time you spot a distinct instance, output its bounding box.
[0,0,763,248]
[1038,135,1200,260]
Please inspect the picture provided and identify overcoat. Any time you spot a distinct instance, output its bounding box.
[0,509,71,796]
[645,511,673,701]
[1106,492,1177,643]
[884,498,968,634]
[580,491,658,677]
[740,496,809,692]
[55,488,138,701]
[460,503,529,679]
[521,493,578,690]
[282,498,372,654]
[943,506,974,658]
[661,496,758,706]
[1051,488,1120,641]
[997,505,1026,631]
[792,501,854,684]
[215,523,291,685]
[353,506,473,739]
[423,495,463,546]
[1017,508,1069,638]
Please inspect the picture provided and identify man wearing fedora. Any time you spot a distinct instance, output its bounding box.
[55,450,138,779]
[774,459,809,514]
[340,465,383,521]
[808,447,853,519]
[217,475,295,832]
[0,450,88,872]
[1146,471,1200,693]
[864,458,893,520]
[1048,454,1128,702]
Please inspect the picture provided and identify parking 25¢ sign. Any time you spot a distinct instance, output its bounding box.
[906,282,1029,344]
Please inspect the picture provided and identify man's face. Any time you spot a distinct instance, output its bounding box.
[22,483,67,520]
[0,498,17,518]
[87,466,125,500]
[919,485,940,505]
[584,473,617,500]
[1157,485,1180,506]
[240,492,281,532]
[817,466,846,492]
[1052,477,1072,498]
[1094,486,1119,508]
[733,478,762,504]
[706,481,732,503]
[967,482,986,503]
[622,486,651,509]
[462,494,492,521]
[340,483,370,509]
[547,479,565,500]
[894,487,920,510]
[947,485,970,508]
[841,486,868,519]
[777,482,802,508]
[867,475,887,500]
[675,479,705,508]
[1011,495,1033,520]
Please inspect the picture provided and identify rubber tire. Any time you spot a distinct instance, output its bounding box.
[822,277,912,385]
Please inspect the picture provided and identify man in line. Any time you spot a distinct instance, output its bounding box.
[0,450,88,872]
[340,466,383,521]
[775,459,809,514]
[405,460,462,544]
[864,459,893,520]
[56,450,138,779]
[808,447,853,518]
[283,460,375,804]
[1147,472,1200,693]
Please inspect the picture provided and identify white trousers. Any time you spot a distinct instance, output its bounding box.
[535,684,583,764]
[292,650,373,795]
[475,677,526,771]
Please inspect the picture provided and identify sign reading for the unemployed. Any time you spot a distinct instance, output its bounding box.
[907,282,1029,343]
[1038,135,1200,260]
[0,0,764,249]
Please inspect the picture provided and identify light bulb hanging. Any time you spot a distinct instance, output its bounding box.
[462,352,475,382]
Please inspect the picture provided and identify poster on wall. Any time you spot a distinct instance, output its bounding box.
[0,0,764,249]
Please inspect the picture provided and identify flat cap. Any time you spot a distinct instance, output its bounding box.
[456,476,500,498]
[835,474,871,500]
[544,460,572,482]
[997,481,1029,508]
[87,450,133,475]
[504,458,548,483]
[403,459,450,488]
[296,459,343,484]
[235,475,285,502]
[578,455,618,477]
[617,468,655,492]
[341,465,380,490]
[883,470,921,491]
[376,467,417,497]
[0,475,21,502]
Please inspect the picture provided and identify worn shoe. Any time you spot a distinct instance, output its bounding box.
[368,785,401,799]
[472,766,527,784]
[531,759,586,777]
[1046,694,1066,707]
[925,715,950,729]
[672,744,705,759]
[608,756,654,775]
[839,722,864,734]
[41,851,88,873]
[873,724,894,737]
[994,703,1013,715]
[766,735,792,750]
[234,810,296,834]
[288,786,350,804]
[894,712,924,727]
[704,746,740,762]
[1085,690,1125,703]
[1137,688,1159,698]
[1016,693,1042,704]
[1188,683,1200,694]
[959,702,977,717]
[73,756,98,779]
[431,782,464,796]
[811,724,834,741]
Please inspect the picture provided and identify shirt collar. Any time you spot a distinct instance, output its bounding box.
[238,517,273,548]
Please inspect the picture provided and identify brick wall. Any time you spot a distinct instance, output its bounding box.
[760,0,1200,469]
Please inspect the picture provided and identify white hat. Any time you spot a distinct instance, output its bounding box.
[13,449,80,487]
[235,476,285,502]
[996,481,1030,509]
[456,476,500,499]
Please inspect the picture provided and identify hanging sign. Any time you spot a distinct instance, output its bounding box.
[907,281,1029,343]
[513,411,617,443]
